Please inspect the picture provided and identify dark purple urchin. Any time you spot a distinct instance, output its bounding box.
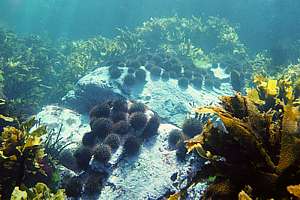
[122,135,142,156]
[64,176,83,198]
[169,71,180,79]
[111,111,127,123]
[151,53,163,65]
[165,57,182,73]
[176,140,187,161]
[112,99,128,113]
[128,102,146,114]
[145,62,154,71]
[91,118,113,140]
[104,133,121,151]
[94,144,112,164]
[82,131,97,148]
[127,68,135,74]
[129,112,148,131]
[178,77,189,89]
[74,146,93,171]
[182,118,202,138]
[149,66,162,77]
[183,69,193,79]
[84,173,103,195]
[126,59,141,69]
[191,76,203,89]
[161,71,170,81]
[123,74,135,87]
[108,66,122,79]
[112,120,130,135]
[59,150,78,171]
[168,129,183,147]
[142,115,160,138]
[89,102,111,119]
[134,68,147,82]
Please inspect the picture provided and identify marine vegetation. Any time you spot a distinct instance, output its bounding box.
[10,182,65,200]
[0,99,15,131]
[170,76,300,199]
[0,117,50,199]
[0,15,266,116]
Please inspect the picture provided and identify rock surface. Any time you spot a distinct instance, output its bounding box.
[63,66,233,125]
[36,105,206,200]
[36,105,90,151]
[37,66,233,199]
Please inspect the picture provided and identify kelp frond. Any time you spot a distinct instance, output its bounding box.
[177,76,300,199]
[11,182,66,200]
[0,117,47,199]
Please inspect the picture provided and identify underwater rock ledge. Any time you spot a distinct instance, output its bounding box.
[36,105,207,200]
[63,66,233,125]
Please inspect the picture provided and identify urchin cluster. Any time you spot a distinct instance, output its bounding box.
[79,100,160,166]
[111,51,229,90]
[122,67,148,88]
[69,99,161,197]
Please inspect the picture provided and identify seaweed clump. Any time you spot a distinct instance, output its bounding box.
[172,76,300,199]
[0,117,49,199]
[11,182,66,199]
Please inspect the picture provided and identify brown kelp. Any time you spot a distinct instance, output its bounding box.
[170,76,300,199]
[10,182,66,200]
[0,117,48,199]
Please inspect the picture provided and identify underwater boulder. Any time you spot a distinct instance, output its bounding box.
[35,104,206,200]
[63,66,233,125]
[62,67,125,113]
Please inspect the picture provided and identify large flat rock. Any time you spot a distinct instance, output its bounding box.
[36,105,205,200]
[63,66,233,125]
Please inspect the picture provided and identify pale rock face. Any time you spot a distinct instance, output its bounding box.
[36,105,90,151]
[35,105,206,200]
[63,66,233,125]
[98,123,181,200]
[36,66,231,199]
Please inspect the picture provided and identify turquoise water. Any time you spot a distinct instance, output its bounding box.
[1,0,300,52]
[0,1,300,199]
